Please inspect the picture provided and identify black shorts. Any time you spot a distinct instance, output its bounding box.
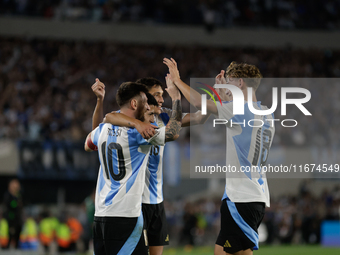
[142,202,169,246]
[216,198,265,254]
[93,215,148,255]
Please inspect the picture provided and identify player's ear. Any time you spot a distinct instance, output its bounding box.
[131,99,138,110]
[238,78,245,89]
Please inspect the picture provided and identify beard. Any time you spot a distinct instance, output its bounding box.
[136,100,146,122]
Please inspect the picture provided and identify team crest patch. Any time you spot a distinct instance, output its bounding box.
[157,120,164,128]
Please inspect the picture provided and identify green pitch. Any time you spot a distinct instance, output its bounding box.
[163,245,340,255]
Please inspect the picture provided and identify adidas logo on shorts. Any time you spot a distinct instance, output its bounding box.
[224,240,232,248]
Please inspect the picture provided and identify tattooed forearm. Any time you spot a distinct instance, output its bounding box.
[165,99,182,142]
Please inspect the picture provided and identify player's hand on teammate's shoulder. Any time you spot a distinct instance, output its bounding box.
[135,121,158,139]
[102,111,115,124]
[163,58,180,84]
[102,113,157,139]
[102,114,109,124]
[165,73,181,101]
[91,78,105,100]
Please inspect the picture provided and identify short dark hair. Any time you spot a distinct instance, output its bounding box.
[116,82,149,107]
[146,93,158,107]
[136,77,162,90]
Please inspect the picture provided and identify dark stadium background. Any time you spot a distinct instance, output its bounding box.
[0,1,340,254]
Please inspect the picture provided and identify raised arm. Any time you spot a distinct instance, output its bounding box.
[91,78,105,130]
[175,69,236,126]
[91,78,157,138]
[163,58,218,115]
[215,70,233,101]
[165,73,210,127]
[164,76,182,142]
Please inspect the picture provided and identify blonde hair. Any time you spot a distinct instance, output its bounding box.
[226,61,262,90]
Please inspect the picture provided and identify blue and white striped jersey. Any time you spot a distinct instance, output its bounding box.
[142,107,186,204]
[216,101,275,207]
[91,123,165,217]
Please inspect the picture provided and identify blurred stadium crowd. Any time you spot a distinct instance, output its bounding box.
[1,0,340,29]
[165,182,340,246]
[1,37,340,146]
[1,179,339,252]
[0,179,94,252]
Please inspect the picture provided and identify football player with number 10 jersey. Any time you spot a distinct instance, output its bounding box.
[85,81,182,255]
[104,76,209,255]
